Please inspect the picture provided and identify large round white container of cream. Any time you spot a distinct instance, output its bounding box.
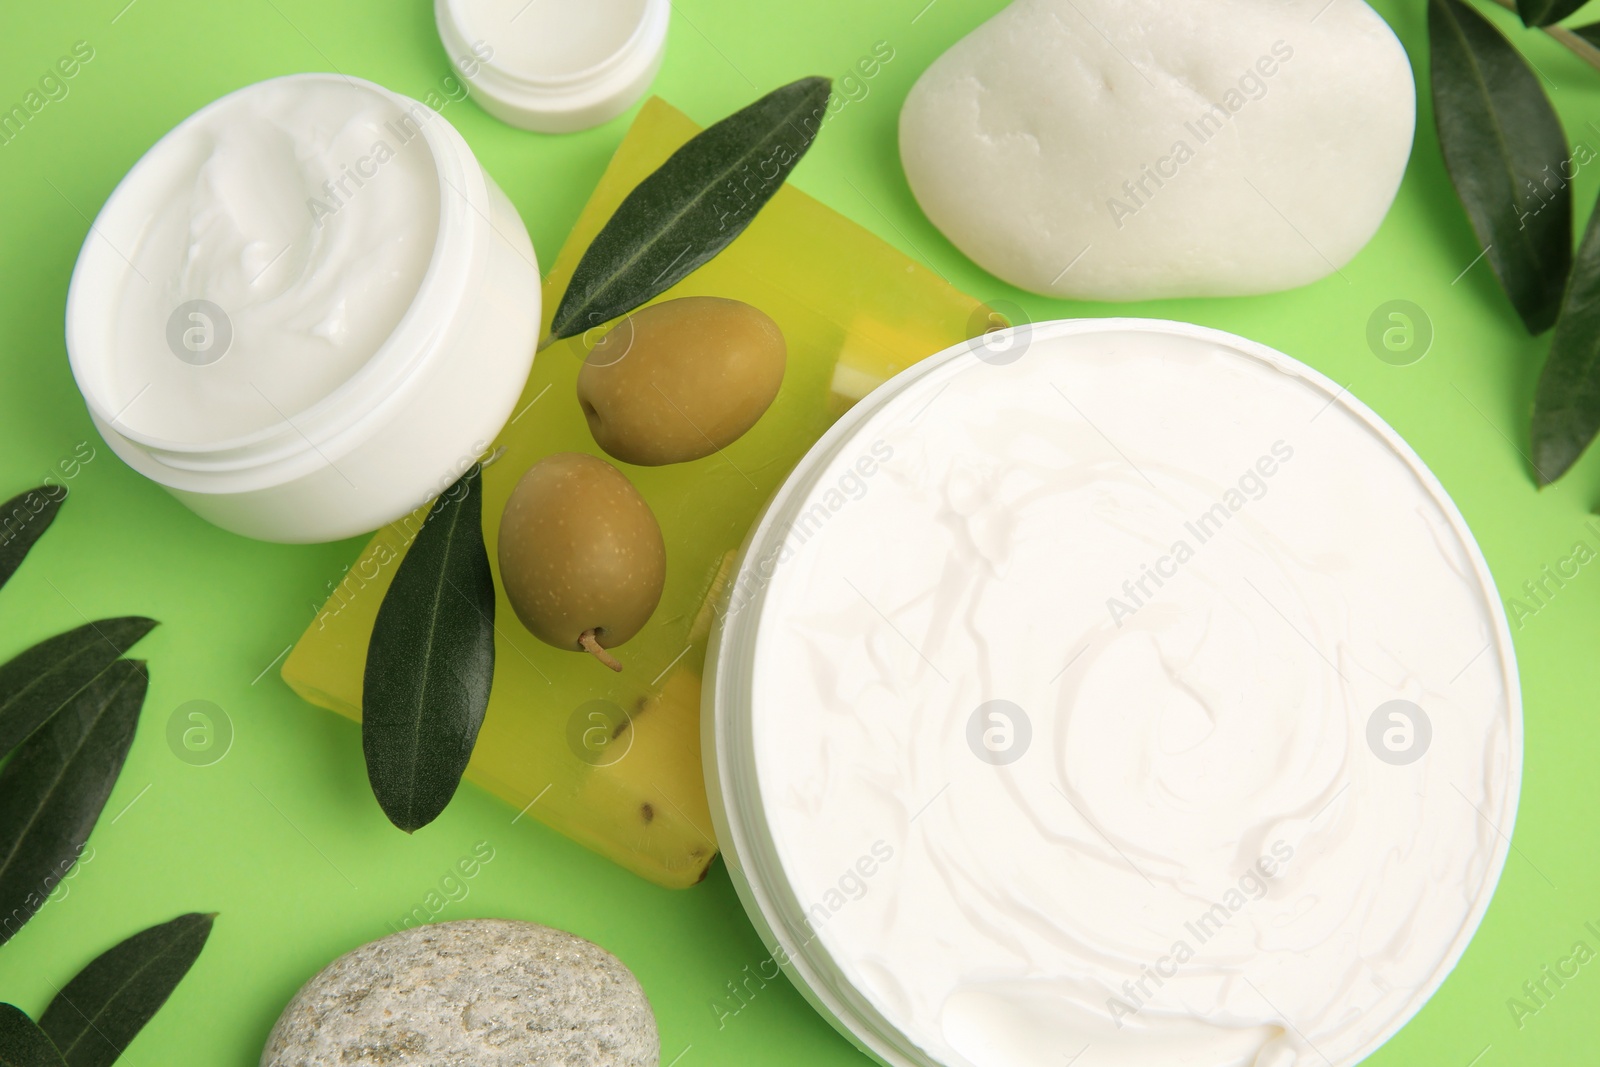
[66,73,540,543]
[705,319,1520,1067]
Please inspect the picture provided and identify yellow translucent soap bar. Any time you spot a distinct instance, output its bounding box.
[281,97,988,887]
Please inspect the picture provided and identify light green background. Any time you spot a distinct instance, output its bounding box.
[0,0,1595,1063]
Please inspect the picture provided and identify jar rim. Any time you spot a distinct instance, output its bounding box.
[436,0,668,127]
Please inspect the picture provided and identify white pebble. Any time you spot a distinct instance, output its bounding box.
[898,0,1415,300]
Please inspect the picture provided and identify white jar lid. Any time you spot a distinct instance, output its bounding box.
[436,0,668,133]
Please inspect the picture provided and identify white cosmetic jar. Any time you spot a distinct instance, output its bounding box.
[436,0,669,133]
[705,319,1520,1067]
[66,73,540,544]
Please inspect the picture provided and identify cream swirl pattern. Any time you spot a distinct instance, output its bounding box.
[109,78,441,445]
[710,320,1519,1067]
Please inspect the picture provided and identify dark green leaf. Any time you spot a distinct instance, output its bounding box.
[1516,0,1587,26]
[1572,19,1600,45]
[0,1004,67,1067]
[1531,187,1600,481]
[0,660,146,947]
[0,618,158,758]
[549,76,833,341]
[362,465,495,833]
[1431,0,1571,333]
[0,487,66,597]
[38,912,215,1067]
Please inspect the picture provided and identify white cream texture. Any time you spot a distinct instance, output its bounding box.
[748,328,1515,1067]
[454,0,648,78]
[111,79,439,444]
[898,0,1415,300]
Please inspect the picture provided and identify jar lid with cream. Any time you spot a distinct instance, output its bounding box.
[705,319,1521,1067]
[436,0,669,133]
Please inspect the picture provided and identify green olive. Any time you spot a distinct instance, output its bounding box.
[578,296,786,466]
[497,453,666,671]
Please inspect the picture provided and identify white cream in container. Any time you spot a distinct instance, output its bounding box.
[706,320,1519,1067]
[436,0,669,133]
[67,73,540,543]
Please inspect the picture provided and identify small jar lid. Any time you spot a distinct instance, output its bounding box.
[436,0,668,134]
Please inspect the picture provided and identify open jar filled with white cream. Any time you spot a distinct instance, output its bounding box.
[435,0,668,132]
[66,73,540,543]
[705,319,1520,1067]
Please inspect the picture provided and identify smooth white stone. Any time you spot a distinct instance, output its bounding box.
[898,0,1415,300]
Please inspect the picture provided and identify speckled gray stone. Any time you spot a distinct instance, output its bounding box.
[261,919,658,1067]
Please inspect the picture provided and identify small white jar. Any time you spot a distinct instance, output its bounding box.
[66,74,540,543]
[436,0,669,133]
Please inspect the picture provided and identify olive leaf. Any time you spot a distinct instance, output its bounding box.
[548,76,833,342]
[362,465,495,833]
[1531,188,1600,481]
[0,487,66,597]
[0,660,146,947]
[1572,20,1600,46]
[0,1004,67,1067]
[37,912,215,1067]
[1431,0,1572,334]
[0,618,158,758]
[1516,0,1588,26]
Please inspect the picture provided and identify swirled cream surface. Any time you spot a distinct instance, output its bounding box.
[743,323,1518,1067]
[109,78,440,444]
